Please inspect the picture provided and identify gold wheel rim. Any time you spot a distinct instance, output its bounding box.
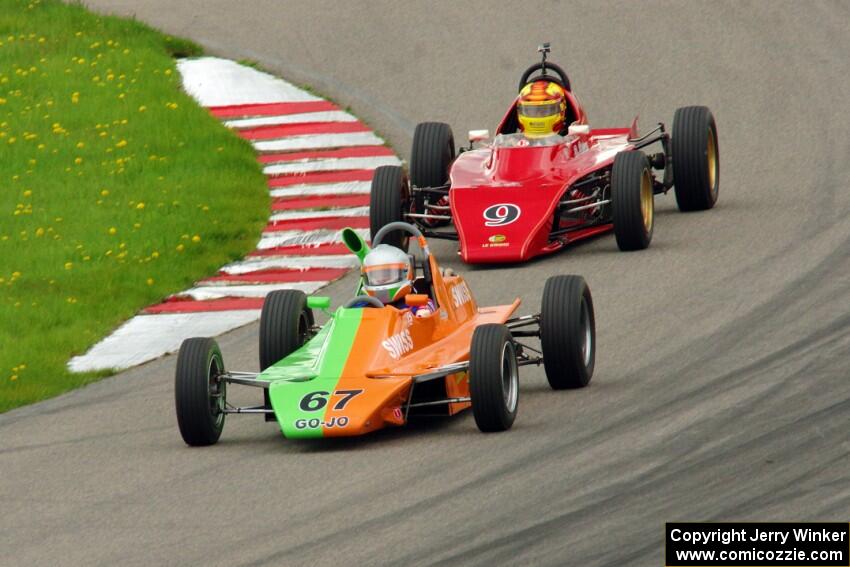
[707,127,718,195]
[640,168,653,232]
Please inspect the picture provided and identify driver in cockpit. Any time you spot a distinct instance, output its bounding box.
[499,80,569,147]
[361,244,435,317]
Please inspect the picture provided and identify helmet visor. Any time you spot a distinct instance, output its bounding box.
[518,101,561,118]
[364,263,407,286]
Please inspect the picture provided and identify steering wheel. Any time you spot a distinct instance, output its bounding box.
[518,62,571,92]
[372,221,429,255]
[343,295,384,309]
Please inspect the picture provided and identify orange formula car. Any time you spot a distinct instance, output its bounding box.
[174,222,596,445]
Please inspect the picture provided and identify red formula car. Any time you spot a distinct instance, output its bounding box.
[370,44,719,263]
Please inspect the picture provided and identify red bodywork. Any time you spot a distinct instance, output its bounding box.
[449,96,638,263]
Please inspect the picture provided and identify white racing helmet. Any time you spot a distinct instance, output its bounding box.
[362,244,414,304]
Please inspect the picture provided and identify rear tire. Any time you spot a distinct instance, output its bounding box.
[369,165,409,250]
[469,324,519,432]
[612,150,654,251]
[672,106,719,211]
[175,337,226,446]
[260,290,314,420]
[540,275,595,389]
[260,290,314,370]
[410,122,454,227]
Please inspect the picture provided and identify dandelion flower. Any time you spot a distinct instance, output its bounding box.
[146,278,154,285]
[192,235,201,243]
[64,262,73,270]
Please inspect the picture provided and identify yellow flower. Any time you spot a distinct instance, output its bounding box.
[135,202,145,210]
[10,375,17,381]
[100,189,109,196]
[76,142,85,149]
[23,190,32,197]
[151,251,159,259]
[146,278,154,285]
[115,140,127,148]
[192,235,201,243]
[175,244,185,252]
[35,228,44,237]
[12,271,21,278]
[74,157,83,165]
[138,105,146,112]
[108,227,117,235]
[64,262,73,270]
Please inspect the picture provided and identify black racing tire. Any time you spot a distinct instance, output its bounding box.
[611,150,654,251]
[469,324,519,432]
[672,106,719,211]
[369,165,410,251]
[410,122,454,227]
[175,337,226,446]
[259,290,314,370]
[540,275,595,389]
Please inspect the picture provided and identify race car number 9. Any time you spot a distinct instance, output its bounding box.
[483,203,521,227]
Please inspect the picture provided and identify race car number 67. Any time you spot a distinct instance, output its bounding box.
[483,203,521,227]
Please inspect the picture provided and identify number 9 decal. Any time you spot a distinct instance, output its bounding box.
[483,203,521,227]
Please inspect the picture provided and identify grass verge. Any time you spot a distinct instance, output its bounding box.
[0,0,269,411]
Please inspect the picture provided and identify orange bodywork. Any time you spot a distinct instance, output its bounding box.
[266,253,520,438]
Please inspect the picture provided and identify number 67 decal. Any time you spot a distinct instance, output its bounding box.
[483,203,521,227]
[299,389,363,412]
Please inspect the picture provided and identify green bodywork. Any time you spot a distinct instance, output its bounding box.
[265,307,363,439]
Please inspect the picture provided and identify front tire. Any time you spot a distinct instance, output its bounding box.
[369,165,409,250]
[672,106,719,211]
[175,337,226,446]
[612,150,654,251]
[469,324,519,432]
[540,275,595,389]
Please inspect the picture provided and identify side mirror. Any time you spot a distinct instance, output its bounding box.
[404,294,430,307]
[567,124,590,136]
[468,129,490,144]
[306,296,331,310]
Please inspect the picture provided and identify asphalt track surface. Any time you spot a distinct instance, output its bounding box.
[3,2,849,565]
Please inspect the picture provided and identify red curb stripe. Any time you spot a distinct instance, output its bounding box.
[249,243,354,257]
[258,145,393,164]
[209,101,339,118]
[268,169,375,186]
[239,121,369,141]
[144,297,266,314]
[272,194,371,210]
[265,216,369,232]
[200,268,348,284]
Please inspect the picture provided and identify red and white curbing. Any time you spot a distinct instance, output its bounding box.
[68,57,398,373]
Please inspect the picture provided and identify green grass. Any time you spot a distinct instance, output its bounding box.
[0,0,269,411]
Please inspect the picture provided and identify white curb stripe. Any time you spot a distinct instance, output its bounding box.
[177,57,320,106]
[270,181,372,198]
[224,110,357,129]
[254,132,384,152]
[222,255,359,273]
[269,206,369,222]
[263,156,400,176]
[68,310,261,372]
[257,228,370,250]
[180,282,327,300]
